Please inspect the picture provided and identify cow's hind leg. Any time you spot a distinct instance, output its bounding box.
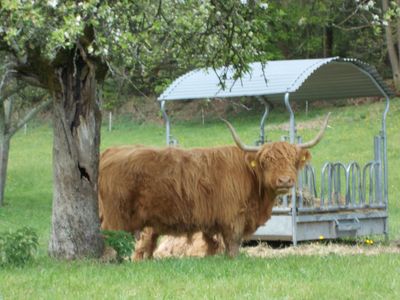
[133,227,159,261]
[133,230,147,261]
[145,230,159,259]
[203,232,221,256]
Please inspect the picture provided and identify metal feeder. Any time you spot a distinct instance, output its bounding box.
[158,57,394,245]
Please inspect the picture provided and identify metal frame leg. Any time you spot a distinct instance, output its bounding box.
[284,92,298,246]
[160,101,178,146]
[382,96,390,242]
[256,97,270,145]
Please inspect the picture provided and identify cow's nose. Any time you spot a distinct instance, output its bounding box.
[277,176,294,187]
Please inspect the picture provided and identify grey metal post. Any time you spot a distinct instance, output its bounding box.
[355,67,390,241]
[297,136,303,208]
[108,111,112,132]
[382,96,390,241]
[284,93,296,143]
[284,92,298,246]
[256,97,270,144]
[160,101,171,145]
[378,96,390,206]
[374,136,382,204]
[321,162,331,207]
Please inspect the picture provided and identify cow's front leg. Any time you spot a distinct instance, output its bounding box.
[225,238,241,257]
[222,230,242,258]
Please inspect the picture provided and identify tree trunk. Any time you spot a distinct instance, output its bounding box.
[0,97,11,207]
[383,0,400,92]
[48,56,104,259]
[323,26,333,58]
[0,133,10,207]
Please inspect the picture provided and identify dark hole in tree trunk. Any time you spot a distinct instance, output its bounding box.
[78,163,91,182]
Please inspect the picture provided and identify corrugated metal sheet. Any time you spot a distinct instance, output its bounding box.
[158,57,394,102]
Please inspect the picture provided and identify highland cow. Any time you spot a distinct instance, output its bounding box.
[99,114,330,259]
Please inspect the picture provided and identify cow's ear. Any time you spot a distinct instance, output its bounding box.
[245,152,263,196]
[245,153,259,171]
[297,149,311,169]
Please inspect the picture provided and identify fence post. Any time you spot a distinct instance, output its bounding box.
[108,111,112,132]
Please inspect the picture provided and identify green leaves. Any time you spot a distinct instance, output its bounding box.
[1,0,271,91]
[101,230,134,263]
[0,227,39,267]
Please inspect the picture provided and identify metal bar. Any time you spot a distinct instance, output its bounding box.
[345,162,361,207]
[374,136,382,204]
[284,93,296,143]
[310,166,318,198]
[321,162,332,207]
[382,96,389,207]
[280,134,289,207]
[160,101,170,145]
[256,97,270,144]
[382,96,390,242]
[362,161,380,206]
[357,163,362,206]
[304,164,318,199]
[297,136,304,208]
[328,163,333,206]
[272,207,292,213]
[351,165,356,205]
[298,204,387,213]
[297,210,387,222]
[108,111,112,132]
[333,162,346,206]
[369,165,375,206]
[282,196,288,208]
[284,92,298,246]
[362,161,374,205]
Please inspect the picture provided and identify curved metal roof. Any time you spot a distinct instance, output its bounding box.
[158,57,393,102]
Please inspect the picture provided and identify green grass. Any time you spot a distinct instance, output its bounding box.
[1,254,400,299]
[1,99,400,299]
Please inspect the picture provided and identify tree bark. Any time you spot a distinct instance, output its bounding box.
[0,133,10,207]
[48,54,104,259]
[323,26,333,58]
[383,0,400,91]
[0,97,11,206]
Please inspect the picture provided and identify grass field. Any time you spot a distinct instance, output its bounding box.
[1,99,400,299]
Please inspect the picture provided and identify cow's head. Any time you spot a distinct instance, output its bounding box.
[223,113,330,196]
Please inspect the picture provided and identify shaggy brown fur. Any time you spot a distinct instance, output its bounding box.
[153,232,225,258]
[99,141,311,259]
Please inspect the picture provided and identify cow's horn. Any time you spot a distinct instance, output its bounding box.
[221,119,260,152]
[298,112,331,149]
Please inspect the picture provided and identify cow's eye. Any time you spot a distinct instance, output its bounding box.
[259,159,269,170]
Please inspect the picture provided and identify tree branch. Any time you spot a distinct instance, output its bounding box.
[0,85,20,104]
[0,69,17,93]
[334,6,361,27]
[15,73,46,89]
[332,24,372,31]
[0,69,23,104]
[8,95,51,138]
[77,41,94,74]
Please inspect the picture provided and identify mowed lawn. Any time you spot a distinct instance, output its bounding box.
[1,99,400,299]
